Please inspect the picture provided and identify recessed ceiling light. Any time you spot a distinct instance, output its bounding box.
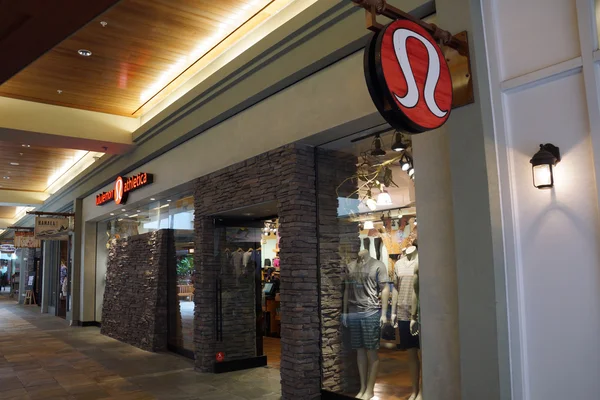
[124,214,129,217]
[9,163,19,166]
[137,210,141,213]
[110,213,115,216]
[3,176,10,180]
[78,49,92,57]
[21,144,30,148]
[167,199,172,202]
[121,209,126,212]
[150,198,156,201]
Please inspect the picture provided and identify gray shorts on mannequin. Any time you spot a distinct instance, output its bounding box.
[348,311,381,350]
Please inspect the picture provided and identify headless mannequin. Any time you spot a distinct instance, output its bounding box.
[343,250,390,400]
[391,246,421,400]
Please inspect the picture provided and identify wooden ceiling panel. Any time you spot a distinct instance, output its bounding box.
[0,207,16,219]
[0,0,123,85]
[0,142,87,192]
[0,0,288,116]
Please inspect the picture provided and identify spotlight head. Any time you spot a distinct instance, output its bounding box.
[370,135,386,157]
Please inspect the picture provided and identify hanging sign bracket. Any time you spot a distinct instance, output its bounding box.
[353,0,474,109]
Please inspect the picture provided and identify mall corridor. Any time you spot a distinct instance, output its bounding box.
[0,296,281,400]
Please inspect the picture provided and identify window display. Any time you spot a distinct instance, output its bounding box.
[318,130,422,400]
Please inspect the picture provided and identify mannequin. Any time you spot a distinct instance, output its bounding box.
[391,246,421,400]
[343,249,390,400]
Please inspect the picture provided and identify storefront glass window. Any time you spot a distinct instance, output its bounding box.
[317,130,421,399]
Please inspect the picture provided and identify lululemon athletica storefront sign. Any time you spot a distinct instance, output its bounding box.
[96,172,153,206]
[364,19,453,133]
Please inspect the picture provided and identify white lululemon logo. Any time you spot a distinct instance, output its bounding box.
[115,177,124,204]
[392,28,448,118]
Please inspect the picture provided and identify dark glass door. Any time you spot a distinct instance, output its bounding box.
[213,218,265,372]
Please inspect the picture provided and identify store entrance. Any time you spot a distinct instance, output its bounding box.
[213,203,280,372]
[46,239,70,319]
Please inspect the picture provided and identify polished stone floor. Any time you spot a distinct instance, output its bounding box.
[0,295,281,400]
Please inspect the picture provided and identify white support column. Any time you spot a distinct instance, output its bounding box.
[80,221,97,322]
[412,127,461,400]
[435,0,512,399]
[576,0,600,220]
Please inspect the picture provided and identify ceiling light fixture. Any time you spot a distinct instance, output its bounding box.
[400,154,411,171]
[408,168,415,177]
[150,198,156,201]
[78,49,92,57]
[3,176,9,180]
[110,213,115,216]
[167,199,172,202]
[121,209,126,212]
[364,220,375,230]
[57,90,62,95]
[100,21,108,27]
[370,134,386,157]
[366,198,377,211]
[391,131,407,152]
[137,210,141,213]
[9,163,19,166]
[377,187,393,206]
[21,144,30,148]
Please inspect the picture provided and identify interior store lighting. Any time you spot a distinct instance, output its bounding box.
[366,197,378,211]
[377,187,393,206]
[391,131,407,151]
[363,220,375,230]
[400,154,411,171]
[370,135,386,157]
[408,167,415,177]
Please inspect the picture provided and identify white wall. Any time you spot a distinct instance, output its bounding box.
[483,0,600,398]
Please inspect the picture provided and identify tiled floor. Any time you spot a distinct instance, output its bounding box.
[0,295,281,400]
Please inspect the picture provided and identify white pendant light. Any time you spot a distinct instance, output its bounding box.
[366,198,377,211]
[377,190,392,206]
[364,220,375,230]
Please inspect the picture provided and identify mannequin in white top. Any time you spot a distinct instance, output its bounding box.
[391,246,421,400]
[342,250,390,400]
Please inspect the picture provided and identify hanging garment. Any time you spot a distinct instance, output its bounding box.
[374,237,383,260]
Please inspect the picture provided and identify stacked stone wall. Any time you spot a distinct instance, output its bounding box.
[101,230,174,352]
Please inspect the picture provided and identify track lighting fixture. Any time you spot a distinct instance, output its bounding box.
[370,134,386,157]
[391,131,406,152]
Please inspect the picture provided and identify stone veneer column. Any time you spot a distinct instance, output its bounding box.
[193,144,321,399]
[101,230,173,352]
[277,146,320,400]
[194,216,218,372]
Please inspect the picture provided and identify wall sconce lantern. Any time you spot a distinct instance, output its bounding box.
[530,143,561,189]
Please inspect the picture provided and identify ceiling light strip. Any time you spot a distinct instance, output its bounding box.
[132,0,277,115]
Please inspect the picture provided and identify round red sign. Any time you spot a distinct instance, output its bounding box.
[114,176,124,205]
[365,20,453,133]
[216,352,225,363]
